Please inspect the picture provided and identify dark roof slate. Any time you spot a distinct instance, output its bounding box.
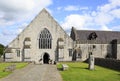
[75,30,120,44]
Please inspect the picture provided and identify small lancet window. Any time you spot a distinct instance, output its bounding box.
[39,28,52,49]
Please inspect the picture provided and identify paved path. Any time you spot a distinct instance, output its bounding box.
[0,64,63,81]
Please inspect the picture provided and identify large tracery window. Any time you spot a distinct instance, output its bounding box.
[39,28,52,49]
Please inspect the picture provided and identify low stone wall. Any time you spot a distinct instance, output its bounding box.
[95,58,120,71]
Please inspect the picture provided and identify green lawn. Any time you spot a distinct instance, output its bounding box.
[57,62,120,81]
[0,62,28,78]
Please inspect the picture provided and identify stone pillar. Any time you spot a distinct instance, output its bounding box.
[88,53,95,70]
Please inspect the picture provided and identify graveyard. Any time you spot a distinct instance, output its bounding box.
[57,62,120,81]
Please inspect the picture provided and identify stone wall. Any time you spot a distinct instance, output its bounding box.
[117,44,120,60]
[76,44,110,61]
[5,9,73,63]
[95,58,120,71]
[0,58,3,62]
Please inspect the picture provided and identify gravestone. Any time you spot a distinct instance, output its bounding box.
[88,53,95,70]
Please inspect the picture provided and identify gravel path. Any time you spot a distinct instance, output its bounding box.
[0,64,62,81]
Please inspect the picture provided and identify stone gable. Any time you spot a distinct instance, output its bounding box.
[5,9,73,63]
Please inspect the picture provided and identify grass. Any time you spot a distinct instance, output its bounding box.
[0,62,28,78]
[57,62,120,81]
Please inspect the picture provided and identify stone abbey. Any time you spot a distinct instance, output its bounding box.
[4,9,120,64]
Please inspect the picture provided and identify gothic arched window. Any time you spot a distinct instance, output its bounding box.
[88,32,97,40]
[39,28,52,49]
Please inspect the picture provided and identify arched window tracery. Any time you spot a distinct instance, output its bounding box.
[39,28,52,49]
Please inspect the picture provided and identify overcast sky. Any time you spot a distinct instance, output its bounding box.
[0,0,120,46]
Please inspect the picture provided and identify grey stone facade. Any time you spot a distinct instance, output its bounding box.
[4,9,120,64]
[70,27,120,61]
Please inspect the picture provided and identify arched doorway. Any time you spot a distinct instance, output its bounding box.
[72,50,77,61]
[43,53,49,64]
[72,47,82,61]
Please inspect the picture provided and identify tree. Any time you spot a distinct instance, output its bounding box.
[0,44,4,57]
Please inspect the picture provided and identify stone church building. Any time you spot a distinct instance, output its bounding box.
[4,9,120,64]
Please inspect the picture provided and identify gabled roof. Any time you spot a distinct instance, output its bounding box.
[76,30,120,40]
[7,8,73,48]
[71,27,120,44]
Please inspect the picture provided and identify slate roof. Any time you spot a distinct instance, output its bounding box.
[72,29,120,44]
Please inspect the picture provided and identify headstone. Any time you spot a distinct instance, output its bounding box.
[62,64,69,71]
[88,53,95,70]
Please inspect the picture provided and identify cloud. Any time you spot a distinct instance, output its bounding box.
[101,25,112,31]
[112,25,120,31]
[62,0,120,31]
[0,0,53,45]
[94,12,113,25]
[0,0,53,27]
[0,0,52,13]
[98,0,120,12]
[110,0,120,7]
[64,5,79,11]
[0,19,14,27]
[79,7,89,10]
[0,0,35,23]
[57,7,63,10]
[110,9,120,18]
[61,14,92,30]
[0,33,13,46]
[58,5,89,11]
[93,0,120,27]
[62,14,85,30]
[1,0,120,45]
[0,0,35,12]
[17,23,28,34]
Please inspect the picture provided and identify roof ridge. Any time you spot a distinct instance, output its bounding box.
[76,30,120,33]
